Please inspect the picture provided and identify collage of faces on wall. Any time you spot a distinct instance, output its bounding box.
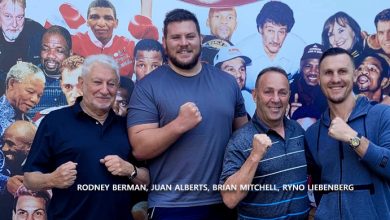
[0,0,389,219]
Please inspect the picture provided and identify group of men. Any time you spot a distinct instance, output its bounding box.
[0,1,389,220]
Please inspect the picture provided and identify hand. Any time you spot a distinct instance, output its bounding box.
[6,175,23,195]
[175,102,202,133]
[251,134,272,162]
[100,155,133,177]
[328,117,357,143]
[50,161,77,189]
[289,93,302,118]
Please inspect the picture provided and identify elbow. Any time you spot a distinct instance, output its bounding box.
[132,147,149,161]
[221,192,239,209]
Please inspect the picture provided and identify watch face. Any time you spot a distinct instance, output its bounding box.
[350,137,360,148]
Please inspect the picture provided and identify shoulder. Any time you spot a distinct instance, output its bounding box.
[366,103,390,124]
[24,18,44,31]
[305,120,321,141]
[73,32,90,41]
[113,35,135,45]
[288,119,305,134]
[228,122,257,149]
[44,106,73,122]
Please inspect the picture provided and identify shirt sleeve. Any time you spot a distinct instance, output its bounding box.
[127,81,159,128]
[23,115,55,174]
[361,106,390,180]
[234,82,247,118]
[220,135,249,184]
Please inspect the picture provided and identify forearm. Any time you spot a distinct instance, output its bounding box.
[221,153,260,209]
[360,139,390,180]
[130,120,185,160]
[24,172,55,191]
[131,167,150,185]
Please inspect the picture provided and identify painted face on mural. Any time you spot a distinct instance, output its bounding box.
[356,56,383,92]
[377,20,390,55]
[301,58,320,86]
[220,57,246,89]
[259,22,288,59]
[134,50,163,81]
[207,8,237,41]
[41,33,70,76]
[87,7,118,46]
[0,1,25,42]
[327,21,355,51]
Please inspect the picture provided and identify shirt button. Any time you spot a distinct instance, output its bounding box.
[96,121,99,125]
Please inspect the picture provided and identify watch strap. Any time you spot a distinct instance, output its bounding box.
[128,164,138,181]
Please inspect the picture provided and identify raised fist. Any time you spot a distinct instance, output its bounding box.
[251,134,272,162]
[176,102,202,133]
[50,161,78,189]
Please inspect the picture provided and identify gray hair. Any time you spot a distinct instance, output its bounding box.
[0,0,26,9]
[6,62,45,89]
[81,54,120,81]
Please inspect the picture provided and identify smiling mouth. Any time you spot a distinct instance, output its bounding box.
[357,75,370,84]
[307,74,318,81]
[45,60,58,68]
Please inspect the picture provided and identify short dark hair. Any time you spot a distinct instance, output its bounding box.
[42,25,72,55]
[321,12,362,52]
[256,1,295,32]
[319,47,355,69]
[255,66,288,88]
[374,8,390,27]
[163,9,200,38]
[87,0,117,19]
[119,76,134,102]
[134,39,165,62]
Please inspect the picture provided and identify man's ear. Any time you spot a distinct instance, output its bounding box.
[162,37,166,51]
[353,69,359,83]
[114,18,119,29]
[251,89,257,103]
[78,76,84,88]
[7,78,17,91]
[258,26,262,34]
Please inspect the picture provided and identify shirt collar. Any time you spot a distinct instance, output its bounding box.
[71,96,117,124]
[88,31,114,49]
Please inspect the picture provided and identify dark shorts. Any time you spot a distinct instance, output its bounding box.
[148,203,237,220]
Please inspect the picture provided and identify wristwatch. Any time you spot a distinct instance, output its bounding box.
[128,164,138,181]
[349,133,362,149]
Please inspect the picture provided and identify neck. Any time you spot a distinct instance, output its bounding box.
[43,69,61,79]
[80,100,108,124]
[265,49,277,60]
[328,93,356,121]
[361,89,382,102]
[258,113,285,138]
[168,61,202,77]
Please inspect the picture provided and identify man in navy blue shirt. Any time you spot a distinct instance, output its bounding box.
[23,54,149,220]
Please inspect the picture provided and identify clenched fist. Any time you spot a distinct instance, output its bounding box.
[328,117,357,143]
[175,102,202,133]
[50,161,77,189]
[251,134,272,162]
[100,155,133,177]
